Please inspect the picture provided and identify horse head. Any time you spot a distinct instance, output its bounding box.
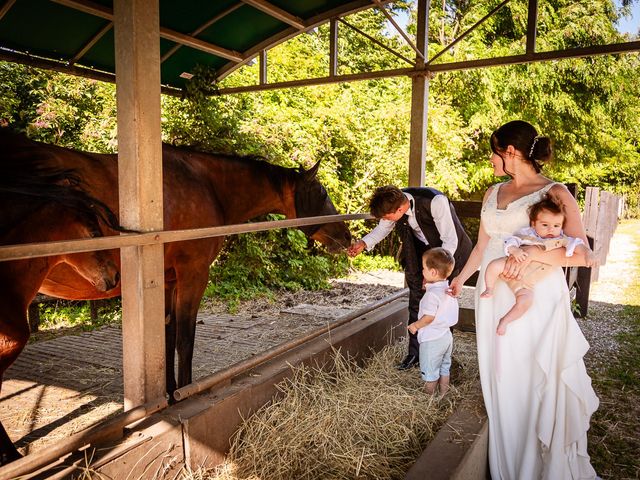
[294,161,351,253]
[53,202,121,293]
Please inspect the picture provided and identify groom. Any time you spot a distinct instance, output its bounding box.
[348,185,472,370]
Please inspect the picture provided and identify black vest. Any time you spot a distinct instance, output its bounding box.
[397,187,472,278]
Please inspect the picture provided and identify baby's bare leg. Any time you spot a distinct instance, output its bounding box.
[481,257,507,298]
[496,288,533,335]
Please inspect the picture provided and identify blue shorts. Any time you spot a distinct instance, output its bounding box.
[419,331,453,382]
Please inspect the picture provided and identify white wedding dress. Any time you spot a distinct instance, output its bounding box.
[476,182,599,479]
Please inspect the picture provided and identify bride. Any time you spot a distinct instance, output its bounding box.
[449,120,599,479]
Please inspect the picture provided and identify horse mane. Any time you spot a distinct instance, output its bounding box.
[229,153,301,189]
[0,159,130,235]
[182,144,304,194]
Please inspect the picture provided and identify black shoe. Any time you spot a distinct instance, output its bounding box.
[396,354,419,371]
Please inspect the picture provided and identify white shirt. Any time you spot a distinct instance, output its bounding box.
[361,192,458,255]
[503,226,584,257]
[416,280,459,343]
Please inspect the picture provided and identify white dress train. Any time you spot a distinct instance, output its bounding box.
[476,182,599,479]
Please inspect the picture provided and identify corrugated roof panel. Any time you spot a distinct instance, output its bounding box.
[271,0,351,18]
[160,44,228,89]
[158,0,239,34]
[198,6,288,52]
[77,29,115,74]
[0,0,107,61]
[0,0,381,88]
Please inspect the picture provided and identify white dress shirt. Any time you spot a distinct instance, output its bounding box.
[503,226,584,257]
[361,192,458,255]
[417,280,459,342]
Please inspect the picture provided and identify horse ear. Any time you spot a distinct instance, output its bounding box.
[305,160,321,179]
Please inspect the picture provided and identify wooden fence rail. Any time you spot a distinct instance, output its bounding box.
[27,187,622,330]
[583,187,622,282]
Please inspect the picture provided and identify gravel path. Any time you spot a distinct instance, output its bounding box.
[577,220,639,367]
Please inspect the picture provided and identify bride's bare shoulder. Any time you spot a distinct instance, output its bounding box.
[482,182,503,203]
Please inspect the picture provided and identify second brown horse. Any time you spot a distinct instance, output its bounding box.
[0,129,351,400]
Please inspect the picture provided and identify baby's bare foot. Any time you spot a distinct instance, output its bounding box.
[481,287,493,298]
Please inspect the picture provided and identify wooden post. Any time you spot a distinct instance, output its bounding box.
[114,0,166,409]
[525,0,538,54]
[259,50,267,85]
[329,19,338,77]
[408,0,430,187]
[583,187,600,282]
[575,236,594,318]
[27,302,39,333]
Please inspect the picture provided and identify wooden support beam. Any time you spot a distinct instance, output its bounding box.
[242,0,306,30]
[259,50,267,84]
[408,0,429,187]
[160,28,242,62]
[0,0,16,21]
[69,22,113,65]
[161,2,243,63]
[0,213,371,262]
[526,0,538,54]
[329,18,338,77]
[114,0,166,410]
[338,18,415,65]
[371,0,424,60]
[53,0,242,62]
[427,0,512,66]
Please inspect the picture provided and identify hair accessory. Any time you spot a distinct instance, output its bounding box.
[528,136,540,159]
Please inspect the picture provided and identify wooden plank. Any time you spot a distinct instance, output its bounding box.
[583,187,599,239]
[0,213,371,262]
[575,237,594,318]
[451,200,482,218]
[114,0,166,409]
[407,0,429,187]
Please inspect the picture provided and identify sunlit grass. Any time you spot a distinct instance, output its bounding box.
[589,220,640,480]
[28,299,122,343]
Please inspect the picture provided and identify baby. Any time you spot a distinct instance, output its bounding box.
[481,195,594,335]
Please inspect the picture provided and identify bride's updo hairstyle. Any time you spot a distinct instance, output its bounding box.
[490,120,552,173]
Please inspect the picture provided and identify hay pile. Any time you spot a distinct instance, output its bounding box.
[182,333,478,480]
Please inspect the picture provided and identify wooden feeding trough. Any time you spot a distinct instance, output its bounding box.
[1,291,490,479]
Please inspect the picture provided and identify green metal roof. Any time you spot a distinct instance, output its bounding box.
[0,0,383,91]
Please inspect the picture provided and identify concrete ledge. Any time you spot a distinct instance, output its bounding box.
[406,387,488,480]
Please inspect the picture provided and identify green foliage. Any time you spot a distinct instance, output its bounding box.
[588,221,640,479]
[350,254,401,272]
[205,215,349,309]
[37,299,122,331]
[0,62,117,151]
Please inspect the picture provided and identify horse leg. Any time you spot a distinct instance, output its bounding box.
[174,271,209,389]
[0,299,31,464]
[165,281,178,398]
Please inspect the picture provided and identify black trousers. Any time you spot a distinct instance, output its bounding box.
[404,242,428,358]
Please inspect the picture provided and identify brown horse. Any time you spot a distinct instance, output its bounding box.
[0,130,351,401]
[0,166,125,464]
